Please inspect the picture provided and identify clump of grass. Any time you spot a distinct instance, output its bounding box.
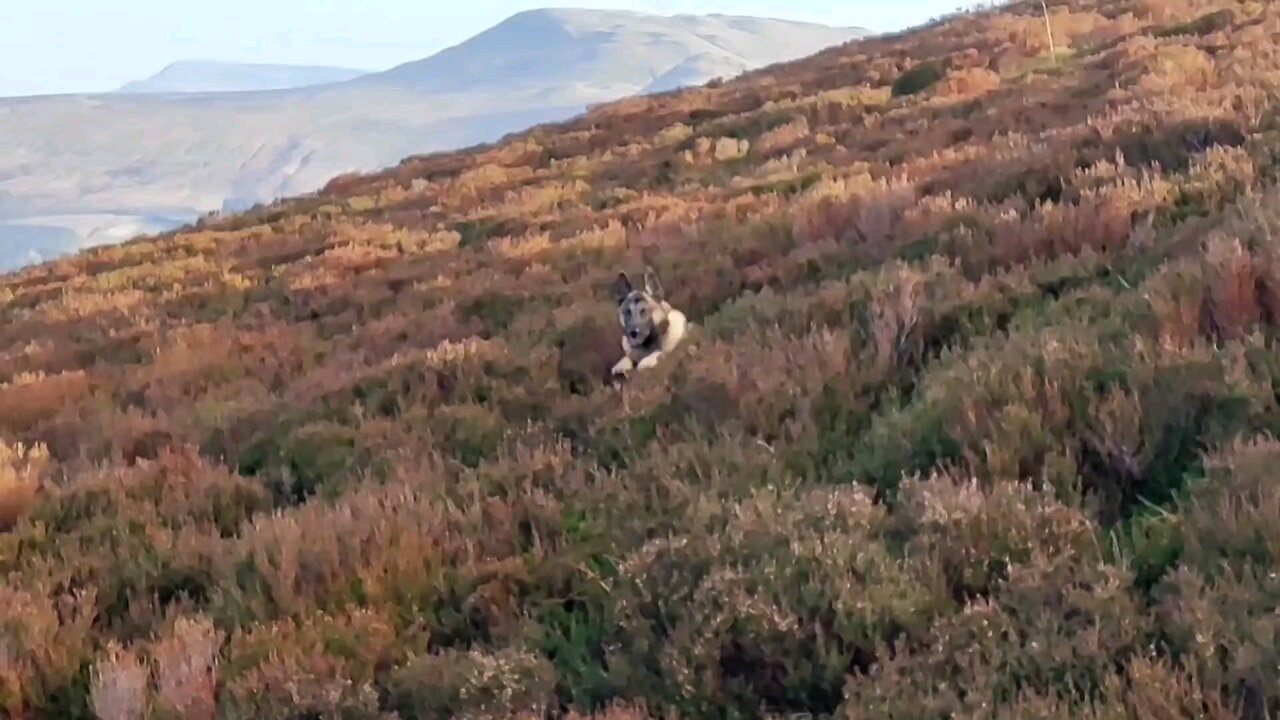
[0,440,48,532]
[892,60,948,97]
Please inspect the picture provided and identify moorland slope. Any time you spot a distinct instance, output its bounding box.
[3,0,1280,718]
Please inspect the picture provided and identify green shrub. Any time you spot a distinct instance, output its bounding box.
[891,61,947,97]
[611,486,946,717]
[426,404,507,469]
[1154,9,1236,39]
[238,420,369,504]
[461,291,527,336]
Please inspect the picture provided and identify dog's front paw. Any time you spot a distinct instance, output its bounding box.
[609,357,634,389]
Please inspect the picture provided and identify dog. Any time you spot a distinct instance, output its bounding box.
[610,267,688,386]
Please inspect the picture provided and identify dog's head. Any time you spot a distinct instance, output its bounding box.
[613,268,669,348]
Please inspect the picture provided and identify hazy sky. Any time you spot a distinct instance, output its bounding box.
[1,1,977,97]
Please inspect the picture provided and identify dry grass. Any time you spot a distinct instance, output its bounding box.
[0,440,48,531]
[89,645,149,720]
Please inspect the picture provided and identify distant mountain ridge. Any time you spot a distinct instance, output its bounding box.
[362,9,866,97]
[0,8,869,270]
[115,60,369,94]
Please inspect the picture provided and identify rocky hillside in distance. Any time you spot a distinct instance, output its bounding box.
[114,60,369,94]
[0,9,866,272]
[4,0,1280,718]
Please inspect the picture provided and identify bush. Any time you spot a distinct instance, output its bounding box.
[891,61,948,97]
[0,585,97,718]
[1153,437,1280,716]
[1155,9,1236,39]
[220,609,416,720]
[0,440,47,532]
[386,649,557,719]
[611,486,946,717]
[238,419,370,503]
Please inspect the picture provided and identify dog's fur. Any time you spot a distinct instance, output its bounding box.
[610,268,688,384]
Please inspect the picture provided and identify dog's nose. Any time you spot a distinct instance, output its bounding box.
[628,329,640,339]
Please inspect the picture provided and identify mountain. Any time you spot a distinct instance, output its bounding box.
[642,52,751,94]
[0,213,182,271]
[361,9,866,96]
[1,1,1274,717]
[114,60,369,94]
[0,10,866,271]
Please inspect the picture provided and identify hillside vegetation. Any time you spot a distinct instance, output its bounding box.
[4,0,1280,717]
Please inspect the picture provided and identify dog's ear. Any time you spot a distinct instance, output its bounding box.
[643,267,665,300]
[612,272,633,303]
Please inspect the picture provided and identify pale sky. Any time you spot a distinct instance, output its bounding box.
[1,1,978,97]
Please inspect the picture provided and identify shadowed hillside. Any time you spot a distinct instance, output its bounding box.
[5,0,1280,717]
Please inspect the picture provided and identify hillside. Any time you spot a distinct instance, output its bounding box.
[3,0,1280,717]
[114,60,369,94]
[0,9,865,272]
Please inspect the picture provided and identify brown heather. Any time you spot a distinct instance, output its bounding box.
[6,0,1280,716]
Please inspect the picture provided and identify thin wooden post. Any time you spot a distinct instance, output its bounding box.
[1042,1,1058,64]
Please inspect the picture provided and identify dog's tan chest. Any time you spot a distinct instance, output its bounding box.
[659,309,688,353]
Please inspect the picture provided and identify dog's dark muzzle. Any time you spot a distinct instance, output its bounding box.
[631,328,660,351]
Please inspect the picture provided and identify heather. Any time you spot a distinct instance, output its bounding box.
[3,0,1280,717]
